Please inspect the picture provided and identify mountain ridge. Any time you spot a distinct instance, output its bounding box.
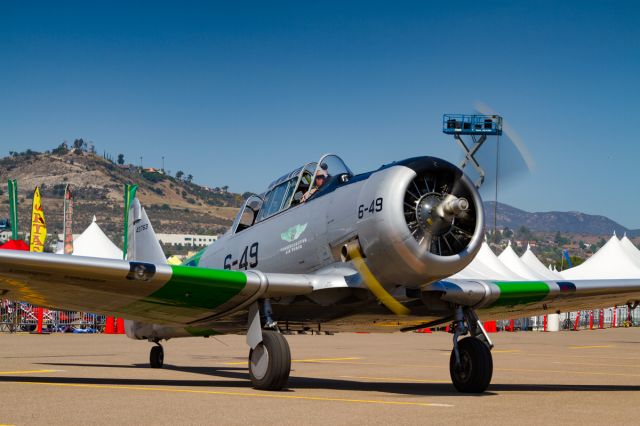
[484,201,640,237]
[1,149,637,241]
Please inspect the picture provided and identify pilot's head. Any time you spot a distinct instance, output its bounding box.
[315,173,326,187]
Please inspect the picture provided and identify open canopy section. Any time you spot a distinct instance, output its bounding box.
[233,154,353,232]
[56,216,123,260]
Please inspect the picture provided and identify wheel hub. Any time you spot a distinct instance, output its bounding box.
[250,344,269,380]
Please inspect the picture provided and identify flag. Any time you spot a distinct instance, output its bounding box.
[122,183,138,260]
[7,179,18,240]
[562,249,573,268]
[29,186,46,252]
[63,184,74,254]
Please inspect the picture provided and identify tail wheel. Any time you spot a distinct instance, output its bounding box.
[449,337,493,393]
[150,344,164,368]
[248,330,291,391]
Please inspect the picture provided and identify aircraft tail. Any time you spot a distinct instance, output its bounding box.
[124,197,169,340]
[126,197,167,265]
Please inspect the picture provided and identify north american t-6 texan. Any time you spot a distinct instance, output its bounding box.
[1,154,639,393]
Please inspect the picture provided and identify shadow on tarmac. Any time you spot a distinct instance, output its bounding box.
[2,361,638,397]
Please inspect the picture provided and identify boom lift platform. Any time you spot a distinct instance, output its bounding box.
[443,114,502,187]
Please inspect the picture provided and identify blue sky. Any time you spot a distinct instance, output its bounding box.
[2,1,640,227]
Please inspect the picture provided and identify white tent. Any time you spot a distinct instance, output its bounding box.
[56,216,123,260]
[498,241,544,280]
[561,234,640,279]
[452,241,525,280]
[619,234,640,268]
[520,244,563,280]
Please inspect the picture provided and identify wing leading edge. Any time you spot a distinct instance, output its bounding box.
[428,278,640,320]
[0,250,320,325]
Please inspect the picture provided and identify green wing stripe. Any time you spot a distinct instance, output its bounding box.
[493,281,550,306]
[154,265,247,309]
[119,266,247,322]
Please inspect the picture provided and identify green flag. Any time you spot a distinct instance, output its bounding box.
[7,179,18,240]
[122,183,138,260]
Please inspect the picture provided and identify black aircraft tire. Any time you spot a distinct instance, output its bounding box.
[449,337,493,393]
[150,345,164,368]
[248,330,291,391]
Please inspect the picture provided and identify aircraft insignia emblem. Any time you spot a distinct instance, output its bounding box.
[280,223,308,243]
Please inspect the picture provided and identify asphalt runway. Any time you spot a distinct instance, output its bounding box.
[0,328,638,425]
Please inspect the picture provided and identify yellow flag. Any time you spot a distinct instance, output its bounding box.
[29,186,47,252]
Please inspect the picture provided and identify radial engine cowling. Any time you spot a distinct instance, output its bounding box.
[354,156,484,288]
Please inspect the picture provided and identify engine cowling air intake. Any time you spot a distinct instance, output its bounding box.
[354,156,484,288]
[404,164,476,256]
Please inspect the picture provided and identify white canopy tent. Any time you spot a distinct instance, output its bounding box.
[452,241,525,281]
[561,234,640,279]
[56,216,123,260]
[498,241,543,280]
[619,234,640,268]
[520,244,563,280]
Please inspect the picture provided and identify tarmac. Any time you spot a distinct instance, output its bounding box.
[0,328,638,425]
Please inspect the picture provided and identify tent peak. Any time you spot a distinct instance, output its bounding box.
[92,215,97,223]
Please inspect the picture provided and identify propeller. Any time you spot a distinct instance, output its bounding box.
[457,102,536,196]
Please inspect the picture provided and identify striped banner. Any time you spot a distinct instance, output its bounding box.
[7,179,18,240]
[29,187,46,252]
[122,183,138,260]
[63,184,74,254]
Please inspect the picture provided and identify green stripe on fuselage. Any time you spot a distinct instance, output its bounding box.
[120,266,247,323]
[493,281,550,306]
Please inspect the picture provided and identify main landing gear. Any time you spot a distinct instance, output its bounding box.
[246,300,292,391]
[449,307,493,393]
[248,330,291,390]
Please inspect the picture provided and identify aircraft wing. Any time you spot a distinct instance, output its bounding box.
[427,278,640,320]
[0,250,324,325]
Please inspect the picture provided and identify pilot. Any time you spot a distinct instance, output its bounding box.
[301,167,328,203]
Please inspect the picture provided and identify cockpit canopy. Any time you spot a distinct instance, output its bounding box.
[231,154,353,233]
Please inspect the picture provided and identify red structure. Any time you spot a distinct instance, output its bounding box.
[116,318,125,334]
[0,239,29,251]
[105,316,115,334]
[484,321,497,333]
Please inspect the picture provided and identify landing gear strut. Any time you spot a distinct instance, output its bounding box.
[449,307,493,393]
[150,341,164,368]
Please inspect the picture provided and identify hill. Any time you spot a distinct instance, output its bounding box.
[484,201,639,237]
[0,148,244,243]
[2,147,638,249]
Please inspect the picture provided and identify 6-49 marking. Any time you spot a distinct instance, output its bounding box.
[224,242,259,270]
[358,197,383,219]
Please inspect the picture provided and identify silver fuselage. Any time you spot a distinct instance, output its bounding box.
[190,157,484,332]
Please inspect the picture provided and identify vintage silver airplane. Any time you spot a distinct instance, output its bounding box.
[1,153,639,393]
